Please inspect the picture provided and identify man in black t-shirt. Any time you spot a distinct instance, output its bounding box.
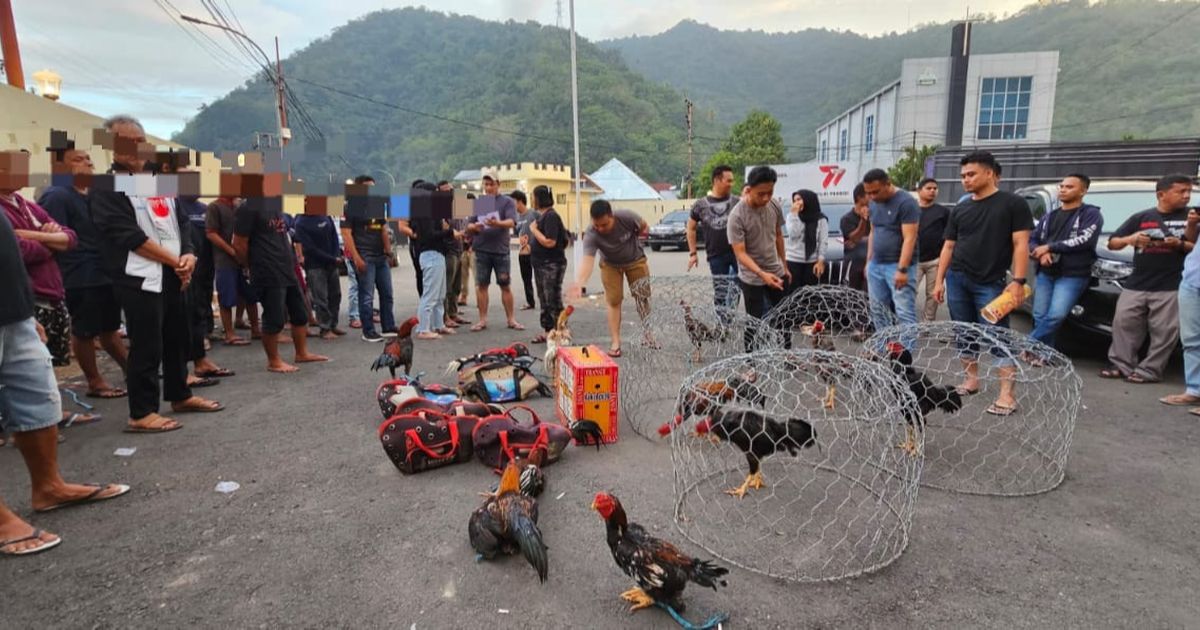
[1101,174,1194,383]
[234,190,328,373]
[687,164,740,311]
[933,151,1033,417]
[914,178,950,321]
[528,185,569,339]
[840,184,871,292]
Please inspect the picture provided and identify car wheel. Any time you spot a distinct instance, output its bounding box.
[650,244,661,252]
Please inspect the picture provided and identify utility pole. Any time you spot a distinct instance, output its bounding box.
[569,0,583,241]
[685,97,695,199]
[275,36,289,149]
[556,0,563,28]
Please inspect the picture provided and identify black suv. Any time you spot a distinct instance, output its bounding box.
[647,210,692,251]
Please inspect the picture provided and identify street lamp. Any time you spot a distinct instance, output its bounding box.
[371,169,397,188]
[31,69,61,100]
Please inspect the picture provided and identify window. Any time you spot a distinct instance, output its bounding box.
[838,128,849,160]
[977,76,1032,141]
[820,139,828,162]
[864,115,875,153]
[556,194,566,205]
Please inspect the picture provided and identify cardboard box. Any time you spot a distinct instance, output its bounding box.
[556,345,619,444]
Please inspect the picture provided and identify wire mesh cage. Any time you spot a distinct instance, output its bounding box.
[862,321,1081,496]
[625,274,743,315]
[621,303,785,440]
[764,285,898,353]
[669,349,923,583]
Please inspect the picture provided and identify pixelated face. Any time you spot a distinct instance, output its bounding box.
[919,181,939,203]
[110,121,151,172]
[747,182,774,208]
[959,162,995,193]
[0,151,31,192]
[437,182,452,192]
[591,213,615,234]
[483,177,499,195]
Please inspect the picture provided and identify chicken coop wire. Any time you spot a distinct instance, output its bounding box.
[862,321,1082,497]
[624,274,743,317]
[670,350,924,583]
[764,285,898,352]
[620,302,785,440]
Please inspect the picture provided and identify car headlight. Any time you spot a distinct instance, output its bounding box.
[1092,259,1133,281]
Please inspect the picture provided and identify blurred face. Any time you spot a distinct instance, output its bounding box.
[712,170,733,197]
[746,182,774,208]
[863,179,891,202]
[918,181,939,204]
[483,178,499,195]
[109,121,150,173]
[1057,177,1086,205]
[591,213,615,234]
[1158,183,1192,211]
[514,198,527,213]
[959,162,996,194]
[854,195,869,215]
[792,193,804,210]
[437,182,452,192]
[0,151,31,193]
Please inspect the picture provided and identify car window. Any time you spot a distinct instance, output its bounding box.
[1022,194,1047,221]
[823,204,853,235]
[662,211,689,224]
[1087,189,1200,232]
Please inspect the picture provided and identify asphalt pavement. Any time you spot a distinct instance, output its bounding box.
[2,248,1198,629]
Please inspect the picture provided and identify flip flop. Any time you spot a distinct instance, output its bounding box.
[34,483,131,513]
[606,347,622,358]
[0,529,62,556]
[954,386,981,397]
[195,367,236,378]
[1159,394,1200,406]
[187,377,220,389]
[1125,374,1159,384]
[85,388,126,399]
[1098,367,1124,379]
[59,412,102,429]
[172,400,225,413]
[507,322,526,331]
[223,338,251,346]
[470,322,488,332]
[124,417,182,433]
[985,402,1019,417]
[531,334,547,344]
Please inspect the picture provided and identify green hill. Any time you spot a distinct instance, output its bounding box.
[602,0,1200,159]
[174,8,715,185]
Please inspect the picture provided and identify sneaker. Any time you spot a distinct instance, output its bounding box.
[380,328,399,337]
[361,331,385,343]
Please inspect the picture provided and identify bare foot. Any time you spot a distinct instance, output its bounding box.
[268,361,300,373]
[295,354,329,363]
[125,413,182,433]
[0,519,59,555]
[320,331,338,340]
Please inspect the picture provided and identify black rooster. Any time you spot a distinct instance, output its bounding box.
[692,399,818,499]
[469,460,549,582]
[370,316,419,378]
[592,492,729,629]
[568,419,605,450]
[882,341,963,456]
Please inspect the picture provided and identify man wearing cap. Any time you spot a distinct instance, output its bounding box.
[466,168,524,331]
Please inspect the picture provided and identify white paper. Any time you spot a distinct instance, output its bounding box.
[113,447,137,457]
[214,481,240,494]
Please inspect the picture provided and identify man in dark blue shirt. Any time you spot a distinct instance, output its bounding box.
[295,195,345,339]
[863,169,920,331]
[38,147,128,399]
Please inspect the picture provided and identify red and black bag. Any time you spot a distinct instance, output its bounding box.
[471,406,573,469]
[377,411,478,475]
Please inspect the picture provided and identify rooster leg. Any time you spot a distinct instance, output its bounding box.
[824,384,837,410]
[895,425,920,457]
[620,587,656,612]
[747,470,766,490]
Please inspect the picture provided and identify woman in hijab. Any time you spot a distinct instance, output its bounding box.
[783,189,828,295]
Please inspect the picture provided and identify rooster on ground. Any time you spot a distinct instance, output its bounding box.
[591,492,729,630]
[468,460,549,583]
[879,341,964,457]
[568,419,605,450]
[369,316,419,378]
[545,305,575,386]
[681,300,723,362]
[485,447,548,498]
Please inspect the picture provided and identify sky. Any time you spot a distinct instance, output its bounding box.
[10,0,1035,139]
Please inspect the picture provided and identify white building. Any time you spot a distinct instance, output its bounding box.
[813,23,1059,175]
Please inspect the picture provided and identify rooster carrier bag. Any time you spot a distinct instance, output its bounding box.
[471,406,573,469]
[377,411,478,475]
[456,352,552,404]
[376,377,460,418]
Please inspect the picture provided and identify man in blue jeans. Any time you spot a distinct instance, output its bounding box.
[687,164,741,313]
[863,169,920,332]
[341,175,395,342]
[933,151,1034,416]
[1028,174,1103,354]
[1161,207,1200,413]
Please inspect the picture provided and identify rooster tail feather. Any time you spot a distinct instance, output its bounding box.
[689,558,729,591]
[932,386,964,414]
[507,504,549,583]
[784,418,818,453]
[370,354,395,372]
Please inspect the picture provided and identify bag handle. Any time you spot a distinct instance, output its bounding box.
[497,425,549,465]
[505,404,540,425]
[404,421,460,460]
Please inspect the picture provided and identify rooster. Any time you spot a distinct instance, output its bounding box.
[568,419,605,450]
[798,320,842,409]
[591,492,729,630]
[370,316,419,378]
[880,341,963,457]
[691,395,818,499]
[681,300,723,362]
[545,305,575,385]
[468,460,549,583]
[660,371,766,438]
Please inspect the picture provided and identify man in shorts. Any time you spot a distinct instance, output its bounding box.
[568,200,652,357]
[207,194,259,344]
[467,169,524,331]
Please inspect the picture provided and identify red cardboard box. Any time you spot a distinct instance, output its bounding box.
[556,345,619,444]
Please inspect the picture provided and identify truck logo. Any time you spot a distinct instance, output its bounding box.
[818,165,847,189]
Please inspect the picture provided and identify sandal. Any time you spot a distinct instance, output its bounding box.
[195,367,236,378]
[171,398,225,413]
[85,387,126,399]
[1161,393,1200,406]
[1098,367,1125,379]
[985,402,1019,417]
[470,322,488,332]
[188,377,219,388]
[606,347,622,358]
[0,529,62,556]
[34,483,131,513]
[1125,373,1159,384]
[531,334,547,344]
[507,321,526,331]
[954,386,981,397]
[416,332,442,340]
[59,412,102,429]
[124,416,182,434]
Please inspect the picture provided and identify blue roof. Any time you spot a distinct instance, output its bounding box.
[590,158,661,201]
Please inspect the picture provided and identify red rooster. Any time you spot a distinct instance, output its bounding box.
[591,492,729,629]
[370,316,419,378]
[469,460,549,582]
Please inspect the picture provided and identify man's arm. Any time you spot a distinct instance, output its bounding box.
[1008,230,1032,299]
[529,217,555,248]
[14,234,54,264]
[207,229,237,258]
[686,218,699,253]
[232,234,250,267]
[342,226,364,271]
[568,253,597,298]
[1048,211,1104,254]
[932,240,956,303]
[13,228,71,252]
[898,223,918,268]
[845,216,869,248]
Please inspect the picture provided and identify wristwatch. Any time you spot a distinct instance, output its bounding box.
[1013,277,1027,285]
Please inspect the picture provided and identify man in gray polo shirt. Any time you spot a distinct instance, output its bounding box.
[568,200,651,357]
[467,169,524,331]
[728,165,791,350]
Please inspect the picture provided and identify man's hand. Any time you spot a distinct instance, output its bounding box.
[1189,209,1200,228]
[1032,244,1051,258]
[1132,232,1152,249]
[466,223,482,234]
[894,268,909,290]
[354,255,366,274]
[336,256,345,267]
[177,254,196,276]
[781,267,792,286]
[855,204,869,219]
[35,321,47,343]
[40,222,62,234]
[1164,236,1184,251]
[1039,253,1054,267]
[813,260,825,278]
[761,271,784,291]
[1005,281,1026,304]
[932,282,946,304]
[687,252,698,271]
[387,253,398,268]
[566,283,583,300]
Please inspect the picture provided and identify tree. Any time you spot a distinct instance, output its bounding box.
[693,111,787,194]
[888,145,939,190]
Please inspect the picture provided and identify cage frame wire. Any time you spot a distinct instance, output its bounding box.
[764,284,899,350]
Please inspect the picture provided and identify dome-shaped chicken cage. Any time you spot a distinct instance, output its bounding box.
[620,302,785,440]
[764,285,898,353]
[862,321,1081,496]
[668,349,923,583]
[625,274,744,315]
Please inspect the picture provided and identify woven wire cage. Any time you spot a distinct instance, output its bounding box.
[765,285,898,353]
[620,303,785,440]
[625,274,743,315]
[862,321,1081,496]
[669,350,923,583]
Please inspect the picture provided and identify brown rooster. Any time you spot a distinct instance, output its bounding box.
[469,460,549,583]
[798,320,842,409]
[370,316,419,378]
[681,300,723,362]
[545,305,575,386]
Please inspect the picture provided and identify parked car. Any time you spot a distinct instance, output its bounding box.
[647,210,693,251]
[1014,180,1200,339]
